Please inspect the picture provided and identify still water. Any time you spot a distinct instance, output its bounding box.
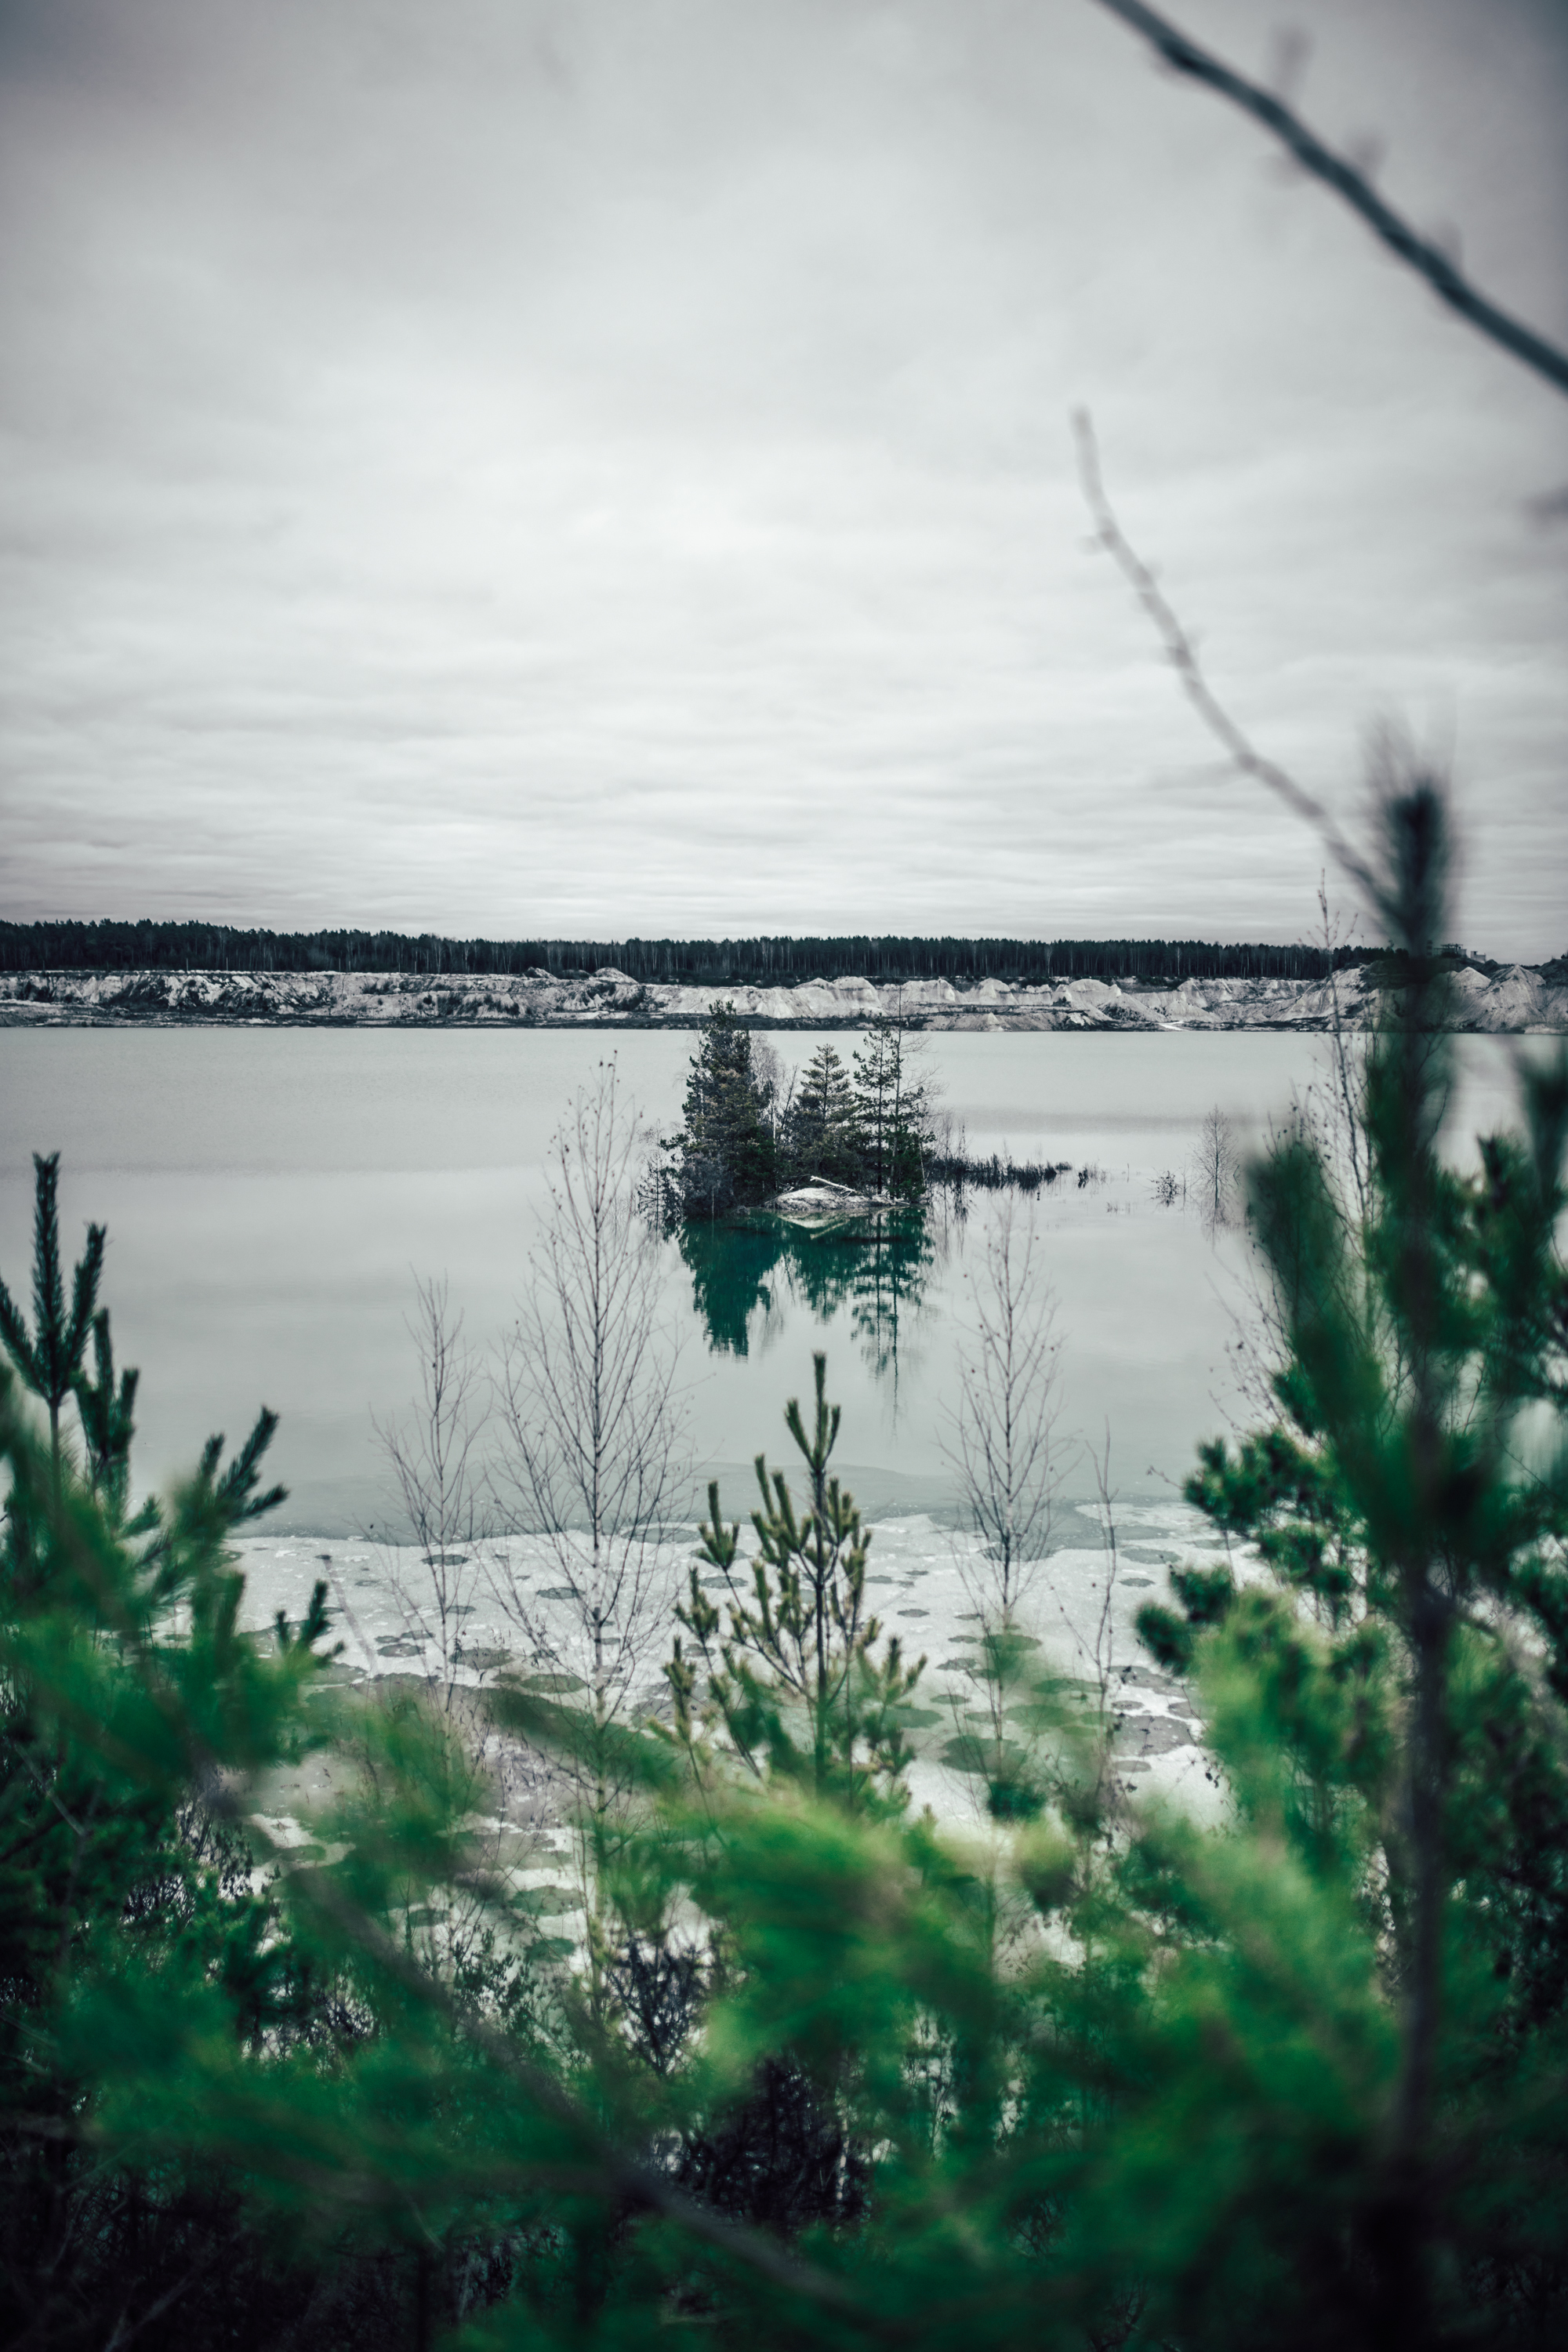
[0,1025,1523,1534]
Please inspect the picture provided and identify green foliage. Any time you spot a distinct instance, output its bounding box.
[851,1016,930,1197]
[786,1042,864,1187]
[669,1000,778,1214]
[71,1305,139,1519]
[668,1007,937,1222]
[7,772,1568,2352]
[1136,775,1568,2334]
[0,1150,105,1474]
[667,1354,925,1809]
[782,1027,931,1199]
[0,1314,359,2343]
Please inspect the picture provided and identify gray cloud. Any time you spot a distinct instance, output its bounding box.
[1,0,1564,953]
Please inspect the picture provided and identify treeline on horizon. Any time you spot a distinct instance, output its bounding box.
[0,918,1384,985]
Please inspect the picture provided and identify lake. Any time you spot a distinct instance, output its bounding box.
[0,1024,1523,1536]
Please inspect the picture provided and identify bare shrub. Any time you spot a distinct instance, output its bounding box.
[370,1274,493,1708]
[489,1062,689,1931]
[942,1196,1066,1627]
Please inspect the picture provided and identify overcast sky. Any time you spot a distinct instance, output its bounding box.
[2,0,1564,956]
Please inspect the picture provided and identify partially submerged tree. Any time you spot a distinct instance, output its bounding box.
[851,1009,932,1197]
[666,1006,938,1216]
[1192,1102,1241,1232]
[942,1196,1065,1627]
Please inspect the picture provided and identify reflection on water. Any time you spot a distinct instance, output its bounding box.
[677,1207,940,1382]
[13,1025,1515,1526]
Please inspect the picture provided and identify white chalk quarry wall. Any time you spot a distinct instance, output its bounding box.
[2,964,1564,1032]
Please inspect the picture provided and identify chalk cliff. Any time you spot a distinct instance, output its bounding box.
[2,964,1563,1032]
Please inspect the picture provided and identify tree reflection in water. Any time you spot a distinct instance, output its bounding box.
[674,1208,939,1383]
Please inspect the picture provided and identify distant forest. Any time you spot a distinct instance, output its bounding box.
[0,921,1376,985]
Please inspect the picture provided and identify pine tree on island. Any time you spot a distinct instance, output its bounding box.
[670,1000,776,1218]
[851,1015,927,1197]
[668,1003,935,1218]
[786,1042,863,1188]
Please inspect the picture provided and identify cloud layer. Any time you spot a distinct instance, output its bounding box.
[2,0,1565,954]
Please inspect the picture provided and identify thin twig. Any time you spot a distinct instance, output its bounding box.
[1073,408,1378,900]
[1087,0,1568,401]
[102,2267,201,2352]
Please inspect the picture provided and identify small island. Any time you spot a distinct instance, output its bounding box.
[659,1000,933,1222]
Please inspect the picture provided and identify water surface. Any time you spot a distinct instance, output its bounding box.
[0,1025,1522,1532]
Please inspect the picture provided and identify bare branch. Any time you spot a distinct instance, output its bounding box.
[1073,408,1380,899]
[1086,1426,1123,1721]
[1087,0,1568,401]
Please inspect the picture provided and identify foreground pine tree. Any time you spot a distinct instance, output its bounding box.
[0,1219,340,2347]
[0,1151,104,1489]
[1137,773,1568,2340]
[4,772,1565,2350]
[668,1352,927,1809]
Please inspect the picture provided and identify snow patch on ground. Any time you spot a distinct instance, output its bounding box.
[234,1493,1254,1823]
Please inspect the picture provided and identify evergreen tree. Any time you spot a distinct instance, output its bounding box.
[71,1305,139,1520]
[0,1203,340,2348]
[785,1041,863,1187]
[851,1018,900,1192]
[667,1354,927,1810]
[0,1151,105,1486]
[10,766,1568,2352]
[851,1014,930,1197]
[671,1000,776,1215]
[1137,774,1568,2340]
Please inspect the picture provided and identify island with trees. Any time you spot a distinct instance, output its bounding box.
[662,1001,938,1221]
